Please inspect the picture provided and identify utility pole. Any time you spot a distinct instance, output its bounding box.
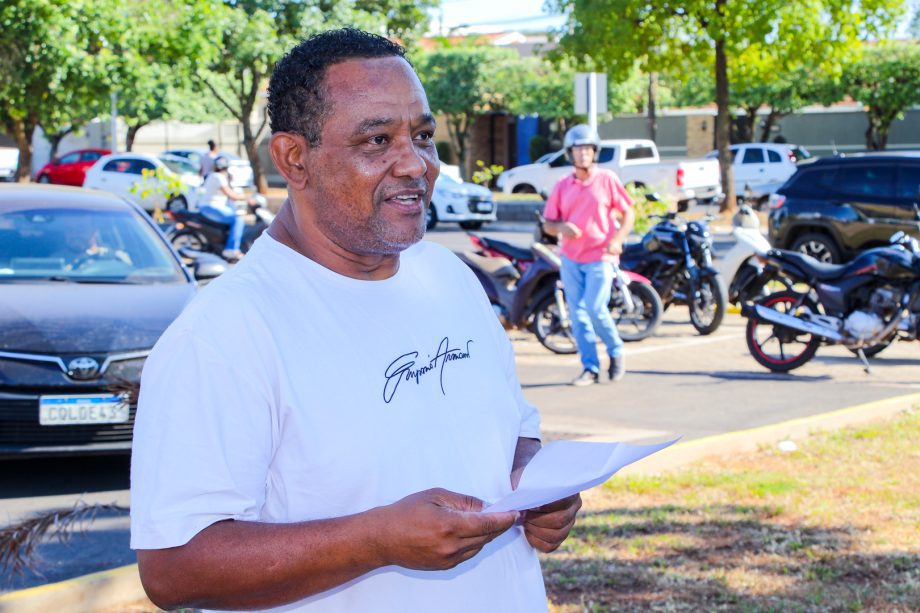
[110,92,118,153]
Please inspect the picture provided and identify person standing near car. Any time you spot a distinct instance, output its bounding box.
[130,28,580,612]
[198,156,253,261]
[199,139,219,177]
[543,124,635,386]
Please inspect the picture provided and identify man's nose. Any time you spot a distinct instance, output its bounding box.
[392,137,428,179]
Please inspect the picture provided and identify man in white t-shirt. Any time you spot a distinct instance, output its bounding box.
[130,28,581,612]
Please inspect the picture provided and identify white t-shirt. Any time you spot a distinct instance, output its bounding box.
[200,171,231,213]
[200,151,218,177]
[130,234,546,612]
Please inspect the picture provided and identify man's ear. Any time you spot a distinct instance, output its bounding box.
[269,132,310,190]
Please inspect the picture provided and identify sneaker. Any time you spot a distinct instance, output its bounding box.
[608,355,626,382]
[571,369,599,387]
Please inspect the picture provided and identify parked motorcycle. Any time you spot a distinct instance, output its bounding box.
[716,203,792,305]
[740,231,920,372]
[459,241,575,353]
[466,219,663,344]
[620,212,726,335]
[166,194,274,259]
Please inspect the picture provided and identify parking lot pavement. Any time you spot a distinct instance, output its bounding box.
[514,311,919,445]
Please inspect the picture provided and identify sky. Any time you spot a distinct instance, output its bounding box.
[426,0,565,35]
[426,0,916,37]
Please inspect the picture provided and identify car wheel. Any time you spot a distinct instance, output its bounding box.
[426,204,438,231]
[791,232,840,264]
[166,195,188,212]
[459,221,483,230]
[512,184,537,194]
[38,174,51,184]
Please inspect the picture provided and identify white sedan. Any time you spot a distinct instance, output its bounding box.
[162,148,254,189]
[707,143,812,207]
[83,153,202,212]
[427,173,497,231]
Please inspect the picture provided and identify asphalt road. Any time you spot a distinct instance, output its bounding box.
[1,222,917,592]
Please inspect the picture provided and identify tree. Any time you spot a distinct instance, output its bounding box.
[206,0,436,191]
[552,0,906,211]
[0,0,112,181]
[418,46,518,180]
[836,43,920,150]
[107,0,223,151]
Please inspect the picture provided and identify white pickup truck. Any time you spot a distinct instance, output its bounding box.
[496,139,722,211]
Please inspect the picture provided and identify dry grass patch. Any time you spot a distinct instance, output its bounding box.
[543,410,919,611]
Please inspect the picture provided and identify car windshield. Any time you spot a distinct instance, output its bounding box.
[0,205,186,284]
[535,152,556,164]
[159,156,197,175]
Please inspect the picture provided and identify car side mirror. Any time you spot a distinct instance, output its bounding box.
[193,256,227,282]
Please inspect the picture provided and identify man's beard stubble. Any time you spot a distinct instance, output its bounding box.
[313,192,426,257]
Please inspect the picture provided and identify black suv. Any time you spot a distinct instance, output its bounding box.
[768,152,920,262]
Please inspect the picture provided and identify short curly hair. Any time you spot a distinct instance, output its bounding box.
[267,28,408,146]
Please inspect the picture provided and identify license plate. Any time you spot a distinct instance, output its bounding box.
[474,201,494,213]
[39,394,129,426]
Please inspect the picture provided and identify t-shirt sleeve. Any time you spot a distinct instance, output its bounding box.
[130,330,273,550]
[543,181,564,221]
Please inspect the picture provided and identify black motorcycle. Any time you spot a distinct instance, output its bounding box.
[166,195,275,259]
[740,232,920,372]
[619,212,726,335]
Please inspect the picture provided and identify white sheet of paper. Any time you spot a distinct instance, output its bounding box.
[483,438,680,513]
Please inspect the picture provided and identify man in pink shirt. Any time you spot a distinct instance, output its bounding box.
[543,125,635,386]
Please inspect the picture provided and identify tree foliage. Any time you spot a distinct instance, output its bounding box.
[417,45,518,179]
[551,0,906,211]
[834,43,920,150]
[0,0,112,180]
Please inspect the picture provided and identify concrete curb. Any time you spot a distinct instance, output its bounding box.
[3,392,916,611]
[0,564,148,613]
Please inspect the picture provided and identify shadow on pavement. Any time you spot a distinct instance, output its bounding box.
[628,369,832,382]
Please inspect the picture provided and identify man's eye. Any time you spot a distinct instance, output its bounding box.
[415,131,434,142]
[370,135,389,145]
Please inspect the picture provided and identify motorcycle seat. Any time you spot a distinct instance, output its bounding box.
[622,242,645,257]
[479,237,532,262]
[457,250,521,281]
[767,249,848,280]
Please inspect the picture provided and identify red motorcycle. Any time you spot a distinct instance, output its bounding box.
[466,221,663,344]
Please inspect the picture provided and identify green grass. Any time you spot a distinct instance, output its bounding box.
[544,410,920,612]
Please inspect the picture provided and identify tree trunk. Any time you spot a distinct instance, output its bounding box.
[714,32,735,213]
[125,123,144,152]
[647,72,658,142]
[48,126,76,160]
[241,119,268,194]
[739,106,757,143]
[11,118,36,183]
[759,110,781,142]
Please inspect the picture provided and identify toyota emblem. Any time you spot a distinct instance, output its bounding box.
[67,357,101,380]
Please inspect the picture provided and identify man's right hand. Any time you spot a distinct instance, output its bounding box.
[370,488,518,571]
[559,222,582,239]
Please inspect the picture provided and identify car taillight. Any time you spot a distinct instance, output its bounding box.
[676,167,684,187]
[787,151,796,162]
[769,194,786,209]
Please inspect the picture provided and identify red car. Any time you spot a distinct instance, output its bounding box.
[35,148,111,186]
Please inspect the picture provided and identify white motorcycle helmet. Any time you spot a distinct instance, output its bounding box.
[563,124,601,161]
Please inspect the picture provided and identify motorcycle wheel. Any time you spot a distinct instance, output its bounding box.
[532,294,578,354]
[611,282,663,342]
[689,270,725,335]
[166,195,188,212]
[170,229,206,252]
[746,291,821,372]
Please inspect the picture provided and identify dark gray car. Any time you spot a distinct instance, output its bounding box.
[0,185,222,456]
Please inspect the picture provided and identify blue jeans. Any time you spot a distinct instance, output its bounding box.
[200,205,244,251]
[560,256,624,373]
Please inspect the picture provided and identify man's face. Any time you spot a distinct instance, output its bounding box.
[303,56,439,256]
[571,144,596,169]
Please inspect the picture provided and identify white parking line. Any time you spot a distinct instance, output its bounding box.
[625,332,742,356]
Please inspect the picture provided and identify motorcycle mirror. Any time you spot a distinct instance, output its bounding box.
[645,192,662,202]
[192,254,228,281]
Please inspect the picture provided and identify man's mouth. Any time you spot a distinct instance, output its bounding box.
[383,190,425,214]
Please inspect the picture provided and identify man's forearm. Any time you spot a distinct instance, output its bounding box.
[138,512,382,610]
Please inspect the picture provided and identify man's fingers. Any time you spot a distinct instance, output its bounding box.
[455,509,518,540]
[431,489,484,513]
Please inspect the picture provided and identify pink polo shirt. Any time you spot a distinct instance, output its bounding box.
[543,168,634,263]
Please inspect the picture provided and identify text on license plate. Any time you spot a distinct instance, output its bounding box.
[39,394,129,426]
[474,201,494,213]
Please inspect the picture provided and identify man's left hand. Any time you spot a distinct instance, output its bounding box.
[521,494,582,553]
